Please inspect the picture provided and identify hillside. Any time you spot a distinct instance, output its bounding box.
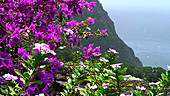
[74,0,142,66]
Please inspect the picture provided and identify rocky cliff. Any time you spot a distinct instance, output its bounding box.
[74,0,143,66]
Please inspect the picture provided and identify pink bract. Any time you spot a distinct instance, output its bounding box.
[99,58,109,62]
[108,48,119,54]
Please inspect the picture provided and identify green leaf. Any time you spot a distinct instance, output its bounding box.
[23,59,33,69]
[120,67,127,74]
[27,80,43,85]
[23,72,30,80]
[32,51,40,68]
[161,73,168,82]
[89,68,96,72]
[67,77,72,85]
[149,91,154,96]
[126,84,133,87]
[32,51,39,58]
[42,62,53,66]
[8,86,16,95]
[75,69,80,76]
[115,67,120,74]
[20,78,26,84]
[33,68,45,75]
[41,53,48,59]
[167,70,170,78]
[132,90,143,96]
[21,63,31,72]
[98,75,104,82]
[95,68,99,72]
[31,61,37,69]
[0,85,7,88]
[118,75,124,81]
[87,76,95,82]
[0,89,8,95]
[72,74,77,79]
[23,59,31,65]
[14,69,26,80]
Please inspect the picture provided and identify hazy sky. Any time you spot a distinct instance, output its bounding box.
[99,0,170,14]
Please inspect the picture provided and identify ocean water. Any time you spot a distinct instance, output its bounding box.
[108,11,170,70]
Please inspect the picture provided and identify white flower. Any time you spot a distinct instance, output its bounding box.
[3,73,18,80]
[79,62,89,68]
[102,83,110,89]
[33,43,56,56]
[64,28,74,34]
[99,58,109,62]
[59,46,66,50]
[110,63,122,69]
[35,93,45,96]
[87,83,97,89]
[120,93,133,96]
[140,86,146,90]
[130,77,142,81]
[108,48,119,54]
[136,86,146,90]
[90,85,97,89]
[103,68,114,74]
[149,82,160,85]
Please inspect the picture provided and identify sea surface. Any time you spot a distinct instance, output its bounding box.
[108,11,170,70]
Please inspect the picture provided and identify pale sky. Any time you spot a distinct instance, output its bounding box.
[99,0,170,14]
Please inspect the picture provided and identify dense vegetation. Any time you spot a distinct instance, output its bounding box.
[122,63,166,82]
[57,49,167,82]
[0,0,169,96]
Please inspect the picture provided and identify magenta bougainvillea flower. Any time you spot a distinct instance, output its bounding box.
[102,83,111,88]
[43,73,54,84]
[0,0,97,95]
[67,20,78,28]
[18,47,33,60]
[101,29,107,35]
[87,18,95,24]
[79,62,89,68]
[34,31,46,39]
[82,44,101,61]
[88,2,96,12]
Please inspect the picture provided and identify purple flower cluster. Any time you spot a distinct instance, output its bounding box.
[18,47,33,60]
[82,44,101,61]
[0,0,97,95]
[0,52,18,74]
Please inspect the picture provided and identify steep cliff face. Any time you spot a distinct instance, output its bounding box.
[74,0,143,66]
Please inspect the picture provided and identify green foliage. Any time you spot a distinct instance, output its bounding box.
[133,70,170,96]
[122,63,166,82]
[61,51,132,96]
[57,48,74,62]
[11,51,54,95]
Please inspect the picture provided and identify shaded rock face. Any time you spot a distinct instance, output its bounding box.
[74,0,143,66]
